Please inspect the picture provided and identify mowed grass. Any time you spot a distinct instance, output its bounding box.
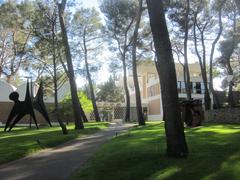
[71,122,240,180]
[0,122,109,165]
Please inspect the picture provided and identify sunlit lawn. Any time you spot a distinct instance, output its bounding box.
[0,122,109,165]
[71,122,240,180]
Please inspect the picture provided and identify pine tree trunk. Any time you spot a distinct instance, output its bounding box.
[226,11,236,108]
[147,0,188,158]
[183,0,192,100]
[209,0,225,109]
[53,58,68,134]
[227,62,235,107]
[193,13,211,110]
[52,17,68,134]
[83,29,100,122]
[204,85,211,110]
[228,82,235,107]
[58,1,84,129]
[122,54,130,122]
[88,76,101,121]
[132,0,145,126]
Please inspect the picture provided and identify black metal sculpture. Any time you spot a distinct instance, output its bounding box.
[4,81,38,131]
[4,81,52,132]
[33,81,52,127]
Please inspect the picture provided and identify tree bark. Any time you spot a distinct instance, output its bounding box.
[52,11,68,134]
[226,54,235,107]
[132,0,145,126]
[183,0,192,100]
[228,80,234,107]
[226,9,237,107]
[83,28,101,122]
[209,0,225,109]
[58,0,84,129]
[122,53,130,122]
[193,13,211,110]
[147,0,188,158]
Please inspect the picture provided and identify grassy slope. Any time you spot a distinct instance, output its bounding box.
[71,122,240,180]
[0,122,109,165]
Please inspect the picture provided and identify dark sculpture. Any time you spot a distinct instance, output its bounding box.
[4,81,52,132]
[179,99,203,127]
[33,81,52,127]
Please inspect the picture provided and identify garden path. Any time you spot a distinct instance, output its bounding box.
[0,120,135,180]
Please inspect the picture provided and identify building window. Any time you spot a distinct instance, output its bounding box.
[192,82,196,93]
[147,84,160,97]
[201,82,205,94]
[177,81,205,94]
[181,81,186,93]
[177,81,181,93]
[195,82,201,94]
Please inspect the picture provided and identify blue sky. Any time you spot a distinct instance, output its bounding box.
[76,1,111,87]
[0,0,223,89]
[80,0,99,8]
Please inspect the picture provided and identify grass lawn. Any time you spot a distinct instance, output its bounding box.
[71,122,240,180]
[0,122,109,165]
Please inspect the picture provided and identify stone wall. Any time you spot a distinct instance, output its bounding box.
[216,91,240,106]
[204,108,240,123]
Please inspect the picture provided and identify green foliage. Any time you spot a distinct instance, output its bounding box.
[0,122,109,165]
[72,7,102,33]
[60,91,93,117]
[71,122,240,180]
[71,7,103,75]
[167,0,206,33]
[217,38,239,69]
[212,67,221,78]
[0,1,35,81]
[31,1,67,85]
[236,83,240,91]
[100,0,138,37]
[215,2,240,89]
[96,76,124,103]
[100,0,138,62]
[81,84,92,99]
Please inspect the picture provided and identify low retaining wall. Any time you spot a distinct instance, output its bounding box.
[204,108,240,123]
[0,102,98,125]
[0,102,57,125]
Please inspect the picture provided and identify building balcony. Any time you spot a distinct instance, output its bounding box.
[177,81,207,95]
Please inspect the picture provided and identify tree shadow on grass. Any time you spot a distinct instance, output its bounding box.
[74,124,240,180]
[0,126,103,165]
[149,127,240,180]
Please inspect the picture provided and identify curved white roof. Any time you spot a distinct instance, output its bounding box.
[0,80,17,102]
[0,80,70,103]
[44,82,70,103]
[16,82,38,101]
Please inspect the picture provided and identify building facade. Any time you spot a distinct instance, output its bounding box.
[128,61,206,120]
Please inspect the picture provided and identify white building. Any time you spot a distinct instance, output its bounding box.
[127,61,206,120]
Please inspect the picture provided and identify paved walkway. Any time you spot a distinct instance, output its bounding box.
[0,121,135,180]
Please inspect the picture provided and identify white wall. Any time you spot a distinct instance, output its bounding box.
[16,82,38,101]
[0,80,16,102]
[0,80,70,103]
[44,82,70,103]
